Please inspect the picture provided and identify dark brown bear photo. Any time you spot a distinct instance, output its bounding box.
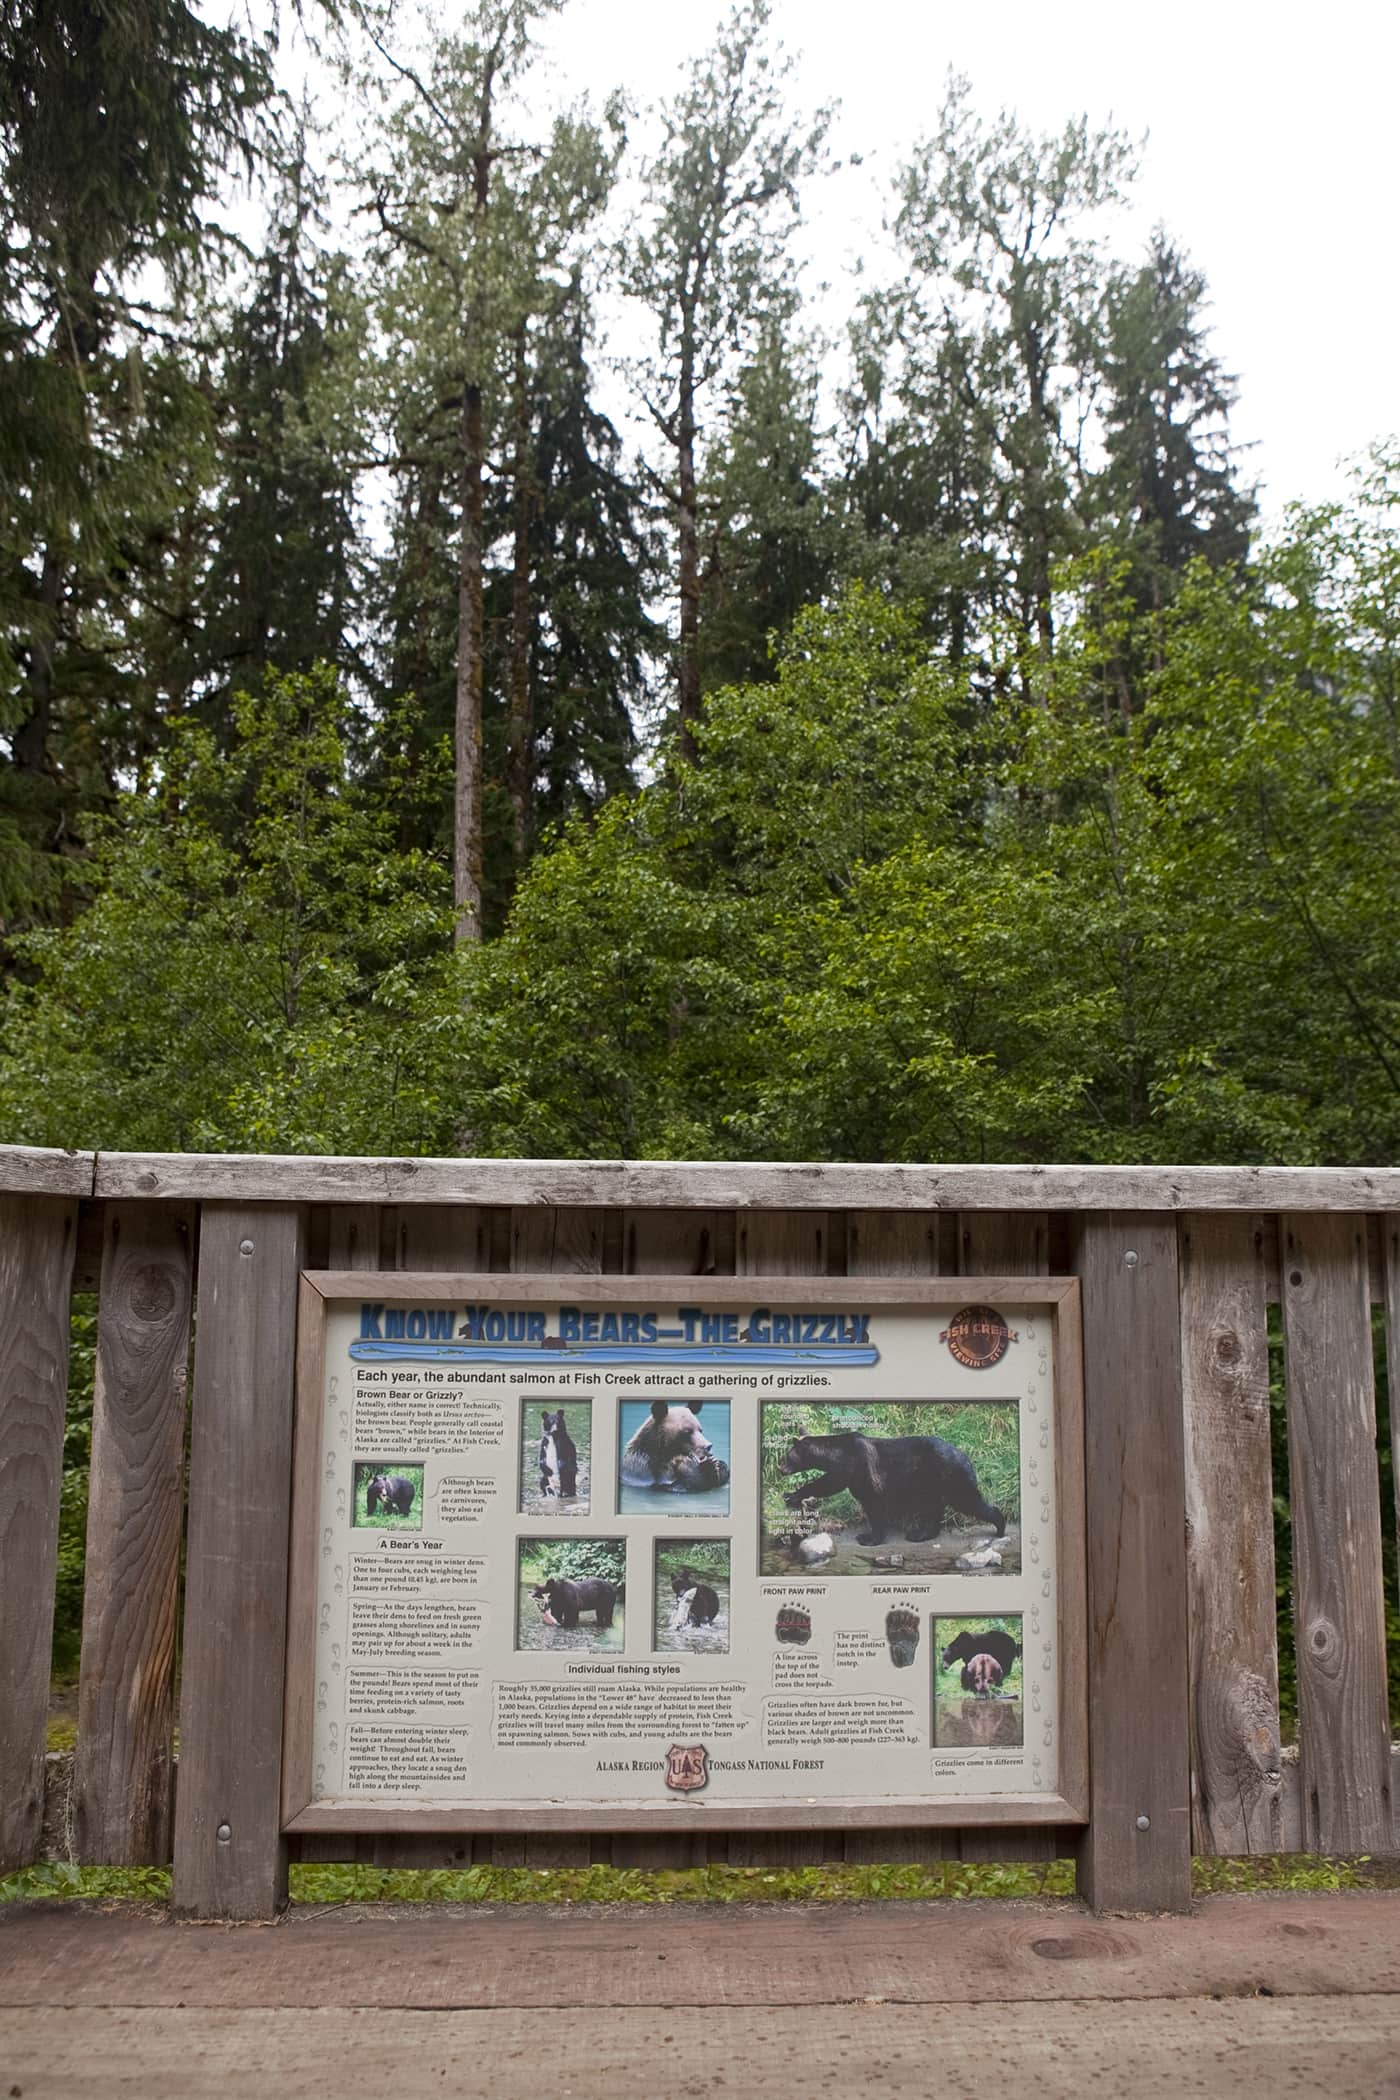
[517,1539,626,1654]
[653,1540,730,1655]
[618,1398,730,1515]
[760,1402,1019,1576]
[933,1614,1024,1748]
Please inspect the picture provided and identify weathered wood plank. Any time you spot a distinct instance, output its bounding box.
[958,1211,1049,1275]
[845,1211,940,1275]
[1072,1214,1191,1913]
[1179,1214,1283,1857]
[622,1209,736,1275]
[74,1204,193,1865]
[391,1205,491,1272]
[0,1146,95,1197]
[172,1205,306,1919]
[736,1210,830,1275]
[72,1201,105,1292]
[957,1826,1061,1864]
[325,1206,381,1271]
[724,1831,838,1868]
[0,1195,78,1871]
[84,1149,1400,1211]
[510,1207,604,1273]
[522,1833,594,1870]
[841,1829,960,1863]
[1280,1213,1392,1854]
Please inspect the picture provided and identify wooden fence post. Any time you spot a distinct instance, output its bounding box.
[1180,1213,1282,1856]
[171,1204,305,1918]
[0,1194,77,1872]
[1281,1213,1392,1853]
[1073,1212,1191,1912]
[75,1202,194,1864]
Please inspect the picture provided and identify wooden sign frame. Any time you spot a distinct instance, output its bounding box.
[283,1274,1087,1836]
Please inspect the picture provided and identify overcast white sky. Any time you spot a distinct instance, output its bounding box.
[511,0,1398,525]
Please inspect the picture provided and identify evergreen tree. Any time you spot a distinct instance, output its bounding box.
[698,311,833,689]
[887,77,1136,667]
[0,0,275,932]
[360,0,619,941]
[1097,230,1254,618]
[198,153,366,719]
[625,0,828,755]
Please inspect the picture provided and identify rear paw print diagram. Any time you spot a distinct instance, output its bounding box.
[1027,1454,1039,1491]
[1039,1494,1051,1530]
[1041,1561,1053,1601]
[885,1608,921,1669]
[331,1641,342,1677]
[317,1680,328,1714]
[322,1525,334,1562]
[334,1563,344,1597]
[319,1602,332,1638]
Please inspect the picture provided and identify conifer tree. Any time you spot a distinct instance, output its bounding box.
[625,0,827,756]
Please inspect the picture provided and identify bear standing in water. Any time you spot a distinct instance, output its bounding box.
[781,1431,1003,1546]
[621,1401,730,1493]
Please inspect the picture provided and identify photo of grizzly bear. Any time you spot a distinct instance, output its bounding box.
[760,1402,1018,1576]
[517,1538,626,1653]
[933,1613,1024,1748]
[939,1627,1022,1678]
[619,1399,730,1514]
[653,1540,729,1655]
[780,1430,1004,1546]
[531,1576,617,1628]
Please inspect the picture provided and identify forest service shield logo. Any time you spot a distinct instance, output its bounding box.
[941,1305,1018,1369]
[665,1743,709,1792]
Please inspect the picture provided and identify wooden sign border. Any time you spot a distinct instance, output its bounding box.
[283,1274,1087,1834]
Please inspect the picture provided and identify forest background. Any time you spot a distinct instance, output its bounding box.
[2,0,1398,1174]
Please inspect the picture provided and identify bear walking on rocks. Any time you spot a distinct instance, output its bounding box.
[622,1401,730,1494]
[780,1432,1003,1547]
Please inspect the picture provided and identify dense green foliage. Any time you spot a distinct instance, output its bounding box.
[2,1853,1386,1906]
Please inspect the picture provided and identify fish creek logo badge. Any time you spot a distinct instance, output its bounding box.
[941,1305,1018,1370]
[665,1743,709,1793]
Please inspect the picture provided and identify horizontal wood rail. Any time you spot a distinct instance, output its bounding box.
[5,1144,1400,1210]
[2,1144,1397,1919]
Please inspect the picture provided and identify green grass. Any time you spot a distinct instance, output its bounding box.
[1,1854,1384,1908]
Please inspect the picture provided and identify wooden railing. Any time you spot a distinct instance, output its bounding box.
[3,1145,1398,1917]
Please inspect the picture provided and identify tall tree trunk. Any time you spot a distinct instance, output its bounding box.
[507,323,533,871]
[454,380,485,946]
[675,317,701,763]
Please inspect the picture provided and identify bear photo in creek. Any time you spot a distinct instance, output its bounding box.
[939,1627,1022,1679]
[780,1431,1004,1547]
[670,1569,720,1627]
[653,1539,730,1654]
[518,1537,626,1652]
[531,1576,617,1628]
[618,1400,731,1514]
[933,1613,1024,1748]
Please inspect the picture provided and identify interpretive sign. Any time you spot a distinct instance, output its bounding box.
[283,1275,1086,1834]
